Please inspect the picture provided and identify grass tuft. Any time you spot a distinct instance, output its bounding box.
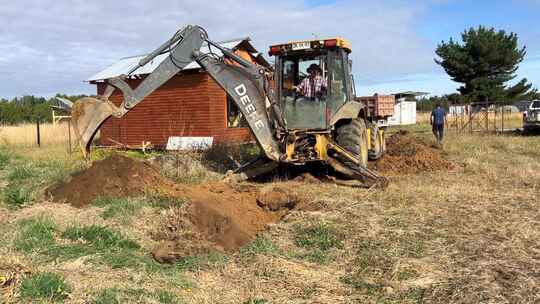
[20,272,71,302]
[93,196,144,222]
[14,216,57,254]
[93,287,180,304]
[0,149,11,169]
[62,225,140,251]
[241,236,280,256]
[94,288,120,304]
[7,164,36,182]
[3,184,31,208]
[294,222,344,251]
[293,222,344,264]
[175,251,230,272]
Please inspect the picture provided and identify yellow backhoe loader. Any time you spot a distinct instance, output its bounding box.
[71,25,391,187]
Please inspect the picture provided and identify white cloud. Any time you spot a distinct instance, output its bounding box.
[0,0,441,97]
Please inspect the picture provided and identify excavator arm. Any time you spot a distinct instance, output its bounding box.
[72,25,281,161]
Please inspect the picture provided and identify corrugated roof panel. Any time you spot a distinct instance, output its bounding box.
[87,39,247,82]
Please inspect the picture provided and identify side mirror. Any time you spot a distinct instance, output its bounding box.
[348,59,353,70]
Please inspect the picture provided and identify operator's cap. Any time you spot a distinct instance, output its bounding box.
[307,64,322,73]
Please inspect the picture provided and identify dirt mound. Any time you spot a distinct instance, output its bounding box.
[48,154,175,207]
[48,154,304,262]
[374,130,454,175]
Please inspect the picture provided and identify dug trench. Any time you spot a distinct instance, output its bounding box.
[47,131,454,263]
[47,154,307,263]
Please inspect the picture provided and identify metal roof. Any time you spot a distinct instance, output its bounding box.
[87,38,267,82]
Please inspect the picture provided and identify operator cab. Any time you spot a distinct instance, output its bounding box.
[269,38,353,130]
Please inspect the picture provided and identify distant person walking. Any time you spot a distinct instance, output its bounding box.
[431,104,447,146]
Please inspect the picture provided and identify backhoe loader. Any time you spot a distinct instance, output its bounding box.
[71,25,388,187]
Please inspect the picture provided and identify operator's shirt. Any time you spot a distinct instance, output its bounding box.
[297,75,327,99]
[431,107,447,125]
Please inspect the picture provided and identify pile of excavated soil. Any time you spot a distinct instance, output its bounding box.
[48,154,176,208]
[47,154,304,262]
[374,130,454,175]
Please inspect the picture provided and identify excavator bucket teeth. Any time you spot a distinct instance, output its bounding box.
[71,97,117,157]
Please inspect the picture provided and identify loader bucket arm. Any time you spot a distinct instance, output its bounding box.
[72,25,206,156]
[71,24,282,161]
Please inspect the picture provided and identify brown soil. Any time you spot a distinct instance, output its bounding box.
[48,154,176,208]
[47,154,302,263]
[151,182,295,263]
[374,130,454,175]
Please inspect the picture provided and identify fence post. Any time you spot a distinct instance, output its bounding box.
[36,119,41,147]
[68,119,72,154]
[502,103,505,133]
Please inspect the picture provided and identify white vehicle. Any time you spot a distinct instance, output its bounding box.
[523,100,540,132]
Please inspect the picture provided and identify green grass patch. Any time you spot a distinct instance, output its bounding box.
[93,287,180,304]
[3,184,31,208]
[14,220,143,269]
[175,251,229,272]
[156,290,179,304]
[7,164,37,182]
[1,152,84,208]
[293,222,344,263]
[0,149,11,169]
[14,216,57,254]
[93,196,144,222]
[62,225,140,251]
[20,272,71,302]
[241,236,280,256]
[294,223,344,251]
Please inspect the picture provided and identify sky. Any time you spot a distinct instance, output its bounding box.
[0,0,539,98]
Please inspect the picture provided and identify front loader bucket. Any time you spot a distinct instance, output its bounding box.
[71,97,118,157]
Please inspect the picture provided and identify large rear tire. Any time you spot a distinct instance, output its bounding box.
[368,123,384,160]
[336,118,369,168]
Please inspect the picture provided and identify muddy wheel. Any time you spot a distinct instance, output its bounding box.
[336,118,369,168]
[368,123,384,160]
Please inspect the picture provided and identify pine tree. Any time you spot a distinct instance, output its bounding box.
[435,26,534,102]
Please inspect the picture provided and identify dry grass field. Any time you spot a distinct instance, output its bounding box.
[0,122,539,304]
[0,123,73,148]
[416,111,524,131]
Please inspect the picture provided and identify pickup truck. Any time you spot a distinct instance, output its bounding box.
[523,100,540,132]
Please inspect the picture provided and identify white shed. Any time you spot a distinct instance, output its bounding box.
[388,101,417,125]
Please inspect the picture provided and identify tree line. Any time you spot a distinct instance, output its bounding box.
[416,92,540,112]
[0,94,89,125]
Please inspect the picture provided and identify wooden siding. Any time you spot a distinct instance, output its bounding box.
[98,71,253,148]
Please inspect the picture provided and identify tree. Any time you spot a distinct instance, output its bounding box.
[435,26,534,102]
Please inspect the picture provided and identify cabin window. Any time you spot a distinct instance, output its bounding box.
[227,94,248,128]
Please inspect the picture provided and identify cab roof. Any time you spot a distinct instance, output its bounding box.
[269,37,352,56]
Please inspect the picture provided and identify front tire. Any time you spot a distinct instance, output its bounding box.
[336,118,369,168]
